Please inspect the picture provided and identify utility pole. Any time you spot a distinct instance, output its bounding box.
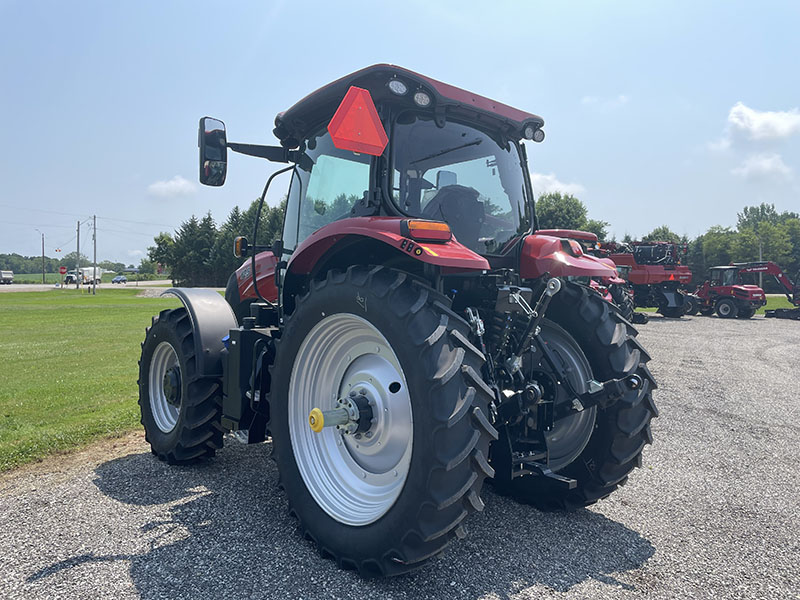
[92,215,97,295]
[76,220,80,290]
[35,229,45,284]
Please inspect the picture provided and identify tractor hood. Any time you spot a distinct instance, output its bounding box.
[520,234,619,279]
[732,285,765,300]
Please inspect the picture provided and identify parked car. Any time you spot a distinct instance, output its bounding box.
[111,275,127,284]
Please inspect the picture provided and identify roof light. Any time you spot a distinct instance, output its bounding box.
[328,86,388,156]
[524,125,535,139]
[533,129,545,143]
[403,220,451,242]
[413,91,431,107]
[388,79,408,96]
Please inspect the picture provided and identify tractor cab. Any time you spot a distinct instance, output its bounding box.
[213,64,615,314]
[273,64,542,261]
[709,266,738,287]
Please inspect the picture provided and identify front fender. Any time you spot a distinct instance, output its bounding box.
[287,217,490,274]
[161,288,237,378]
[521,234,618,279]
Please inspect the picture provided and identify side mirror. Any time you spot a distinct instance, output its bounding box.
[199,117,227,186]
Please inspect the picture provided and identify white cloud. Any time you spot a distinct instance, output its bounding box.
[707,137,732,153]
[731,153,792,180]
[728,102,800,140]
[147,175,196,198]
[531,172,586,196]
[128,249,145,257]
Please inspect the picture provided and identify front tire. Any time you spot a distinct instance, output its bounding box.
[659,306,685,318]
[138,308,224,463]
[715,298,738,318]
[270,266,497,576]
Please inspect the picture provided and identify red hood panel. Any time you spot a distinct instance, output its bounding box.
[521,235,619,279]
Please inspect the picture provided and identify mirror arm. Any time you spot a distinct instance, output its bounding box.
[227,142,313,171]
[227,142,289,162]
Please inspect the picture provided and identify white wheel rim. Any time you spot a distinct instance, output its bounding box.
[149,341,180,433]
[540,327,597,471]
[289,314,413,526]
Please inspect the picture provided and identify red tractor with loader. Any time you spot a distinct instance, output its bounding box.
[138,65,656,577]
[689,261,795,319]
[601,241,692,318]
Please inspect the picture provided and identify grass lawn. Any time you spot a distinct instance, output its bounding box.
[637,295,794,314]
[0,289,180,471]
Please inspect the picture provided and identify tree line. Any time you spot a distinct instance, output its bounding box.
[141,192,798,291]
[0,252,136,275]
[536,193,799,290]
[147,199,284,287]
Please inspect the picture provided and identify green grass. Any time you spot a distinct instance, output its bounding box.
[11,272,64,284]
[758,295,794,314]
[0,289,180,471]
[637,295,794,314]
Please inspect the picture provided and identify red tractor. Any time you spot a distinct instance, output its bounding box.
[138,65,656,577]
[602,241,692,318]
[691,261,792,319]
[536,229,638,322]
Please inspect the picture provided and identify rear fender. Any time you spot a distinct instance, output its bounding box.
[286,217,490,275]
[161,288,238,377]
[521,234,618,279]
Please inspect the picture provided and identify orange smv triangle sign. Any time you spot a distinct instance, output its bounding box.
[328,86,389,156]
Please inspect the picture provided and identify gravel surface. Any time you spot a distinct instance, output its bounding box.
[1,314,798,599]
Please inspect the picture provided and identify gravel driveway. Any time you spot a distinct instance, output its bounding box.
[1,314,798,599]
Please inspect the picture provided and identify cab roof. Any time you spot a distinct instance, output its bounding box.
[273,64,544,148]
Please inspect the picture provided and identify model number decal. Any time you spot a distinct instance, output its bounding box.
[399,238,423,256]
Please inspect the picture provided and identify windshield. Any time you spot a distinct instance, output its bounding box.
[283,130,371,252]
[391,115,530,254]
[712,269,737,286]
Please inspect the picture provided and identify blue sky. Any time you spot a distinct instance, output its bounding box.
[1,0,798,263]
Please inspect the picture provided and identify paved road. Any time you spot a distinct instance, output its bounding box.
[0,280,175,293]
[1,314,798,599]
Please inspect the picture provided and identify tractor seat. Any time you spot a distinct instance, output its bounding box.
[422,184,484,252]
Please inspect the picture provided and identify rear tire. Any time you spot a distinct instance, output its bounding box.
[499,281,657,510]
[683,295,699,315]
[138,308,224,463]
[699,307,714,316]
[715,298,738,319]
[270,266,497,576]
[737,307,756,319]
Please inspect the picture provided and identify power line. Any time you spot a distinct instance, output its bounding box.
[0,203,179,229]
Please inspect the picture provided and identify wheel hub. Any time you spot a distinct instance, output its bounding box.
[162,367,182,407]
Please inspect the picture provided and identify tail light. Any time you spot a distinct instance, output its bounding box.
[402,220,452,242]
